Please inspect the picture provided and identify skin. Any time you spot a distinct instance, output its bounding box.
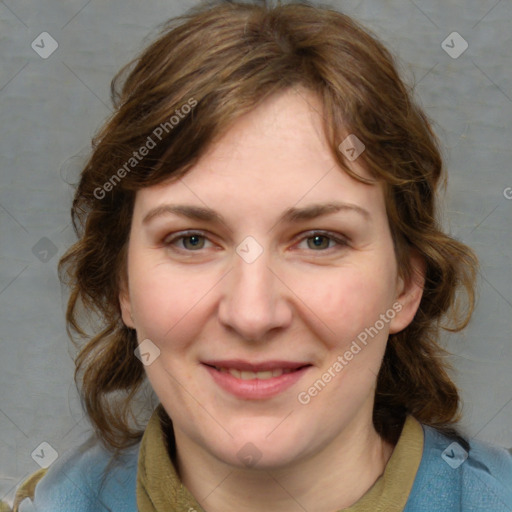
[120,87,425,512]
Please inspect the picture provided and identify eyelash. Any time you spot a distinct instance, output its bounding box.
[163,230,349,254]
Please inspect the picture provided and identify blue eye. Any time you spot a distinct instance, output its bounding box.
[307,234,331,250]
[163,230,348,254]
[165,232,212,251]
[181,234,205,250]
[299,232,348,251]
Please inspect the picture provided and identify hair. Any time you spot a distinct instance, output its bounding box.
[58,0,478,452]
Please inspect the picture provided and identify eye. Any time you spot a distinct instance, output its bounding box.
[163,231,214,251]
[296,231,349,252]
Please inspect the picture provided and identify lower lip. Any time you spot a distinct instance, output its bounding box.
[203,364,311,400]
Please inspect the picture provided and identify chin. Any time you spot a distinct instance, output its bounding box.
[216,443,303,471]
[209,426,313,471]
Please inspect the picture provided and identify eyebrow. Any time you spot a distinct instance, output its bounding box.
[142,201,371,226]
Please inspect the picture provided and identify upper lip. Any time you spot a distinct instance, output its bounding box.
[202,359,311,371]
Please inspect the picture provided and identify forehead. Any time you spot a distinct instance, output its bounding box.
[133,88,382,218]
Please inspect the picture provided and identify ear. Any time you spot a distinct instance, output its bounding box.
[119,279,136,329]
[389,250,426,335]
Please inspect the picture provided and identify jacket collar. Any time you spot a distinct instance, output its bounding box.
[136,405,424,512]
[137,404,204,512]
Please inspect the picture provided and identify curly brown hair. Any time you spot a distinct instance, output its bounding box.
[58,0,478,452]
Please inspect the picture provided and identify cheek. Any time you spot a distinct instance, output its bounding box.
[288,261,397,348]
[128,259,216,349]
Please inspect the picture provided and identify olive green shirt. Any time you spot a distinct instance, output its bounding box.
[136,407,424,511]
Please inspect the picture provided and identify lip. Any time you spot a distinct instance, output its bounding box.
[202,360,312,400]
[201,359,309,371]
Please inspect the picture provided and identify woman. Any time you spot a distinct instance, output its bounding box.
[7,1,511,510]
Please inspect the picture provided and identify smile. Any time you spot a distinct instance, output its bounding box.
[214,367,295,380]
[202,360,312,399]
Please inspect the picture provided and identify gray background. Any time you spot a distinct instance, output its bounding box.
[1,0,511,505]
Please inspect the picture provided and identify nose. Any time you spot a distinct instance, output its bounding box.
[217,246,293,342]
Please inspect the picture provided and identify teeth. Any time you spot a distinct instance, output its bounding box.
[240,370,259,380]
[215,367,294,380]
[229,368,241,379]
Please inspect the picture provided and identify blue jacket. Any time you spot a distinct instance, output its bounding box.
[16,424,512,511]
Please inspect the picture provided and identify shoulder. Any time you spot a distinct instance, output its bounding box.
[405,423,512,511]
[16,437,139,512]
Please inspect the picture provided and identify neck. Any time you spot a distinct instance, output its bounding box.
[173,412,396,512]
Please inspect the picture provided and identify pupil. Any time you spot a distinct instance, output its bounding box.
[310,235,328,249]
[185,235,202,249]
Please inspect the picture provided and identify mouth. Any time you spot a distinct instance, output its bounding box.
[211,367,298,380]
[201,360,312,399]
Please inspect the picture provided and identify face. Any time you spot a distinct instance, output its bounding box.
[120,88,423,470]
